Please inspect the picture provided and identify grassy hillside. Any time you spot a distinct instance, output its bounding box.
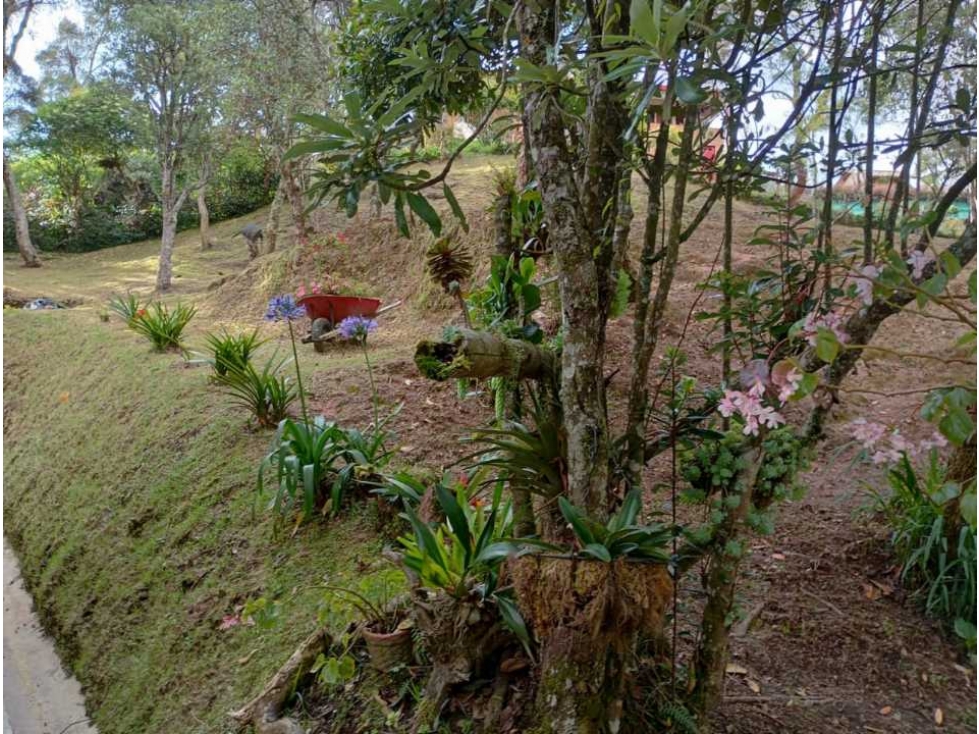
[2,155,509,734]
[3,309,388,733]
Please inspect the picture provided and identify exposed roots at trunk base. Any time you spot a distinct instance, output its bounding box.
[411,590,511,732]
[511,556,673,733]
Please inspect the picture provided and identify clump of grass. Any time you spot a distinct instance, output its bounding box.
[874,451,977,634]
[130,302,197,352]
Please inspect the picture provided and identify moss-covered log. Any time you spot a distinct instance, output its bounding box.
[414,329,555,382]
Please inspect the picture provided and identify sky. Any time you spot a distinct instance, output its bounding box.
[12,1,85,80]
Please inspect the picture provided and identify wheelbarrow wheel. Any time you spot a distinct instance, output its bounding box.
[311,318,333,353]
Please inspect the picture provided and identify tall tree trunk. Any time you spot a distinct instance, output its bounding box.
[156,166,188,292]
[3,154,42,268]
[197,185,212,250]
[281,160,309,247]
[265,177,286,254]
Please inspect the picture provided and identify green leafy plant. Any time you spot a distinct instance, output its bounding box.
[682,426,807,509]
[398,475,530,649]
[558,489,672,563]
[242,596,281,630]
[872,451,977,630]
[322,569,407,634]
[373,469,426,509]
[129,301,197,352]
[466,254,543,340]
[107,292,145,323]
[465,394,566,498]
[196,328,265,378]
[259,415,395,521]
[217,357,297,428]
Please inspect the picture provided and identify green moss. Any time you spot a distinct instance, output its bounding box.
[3,310,382,734]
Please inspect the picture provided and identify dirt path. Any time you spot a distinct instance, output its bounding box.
[3,539,96,734]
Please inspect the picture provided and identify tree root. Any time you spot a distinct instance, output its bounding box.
[228,627,331,733]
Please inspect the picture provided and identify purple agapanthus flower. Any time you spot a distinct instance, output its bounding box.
[265,294,307,322]
[338,315,378,342]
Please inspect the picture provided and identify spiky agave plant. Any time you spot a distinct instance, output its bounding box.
[426,235,474,326]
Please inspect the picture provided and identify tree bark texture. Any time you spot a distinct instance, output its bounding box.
[197,185,212,250]
[156,164,189,292]
[281,160,310,247]
[265,177,286,254]
[3,154,42,268]
[414,329,554,382]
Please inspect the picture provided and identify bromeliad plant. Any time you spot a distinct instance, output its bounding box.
[259,415,396,521]
[197,328,265,378]
[218,356,297,428]
[107,292,145,324]
[557,489,673,563]
[398,475,529,648]
[129,301,197,352]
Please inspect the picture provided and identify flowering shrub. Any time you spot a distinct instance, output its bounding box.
[850,418,947,465]
[716,360,810,437]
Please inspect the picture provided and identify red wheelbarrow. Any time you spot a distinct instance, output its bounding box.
[298,294,401,352]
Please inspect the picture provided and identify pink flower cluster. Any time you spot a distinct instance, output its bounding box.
[849,418,948,465]
[906,250,935,280]
[717,367,802,436]
[854,264,880,307]
[801,310,849,347]
[295,281,325,300]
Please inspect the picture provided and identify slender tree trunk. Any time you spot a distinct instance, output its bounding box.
[265,177,286,254]
[690,446,764,719]
[3,154,42,268]
[281,160,309,247]
[197,185,212,250]
[883,0,964,251]
[862,2,880,264]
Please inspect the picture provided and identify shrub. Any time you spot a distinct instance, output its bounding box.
[873,451,977,631]
[129,302,196,352]
[217,357,296,427]
[198,328,265,378]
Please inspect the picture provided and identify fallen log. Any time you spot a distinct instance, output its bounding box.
[414,329,555,381]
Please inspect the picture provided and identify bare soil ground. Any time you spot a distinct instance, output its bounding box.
[4,154,974,732]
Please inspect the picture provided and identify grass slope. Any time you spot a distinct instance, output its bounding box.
[3,309,384,733]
